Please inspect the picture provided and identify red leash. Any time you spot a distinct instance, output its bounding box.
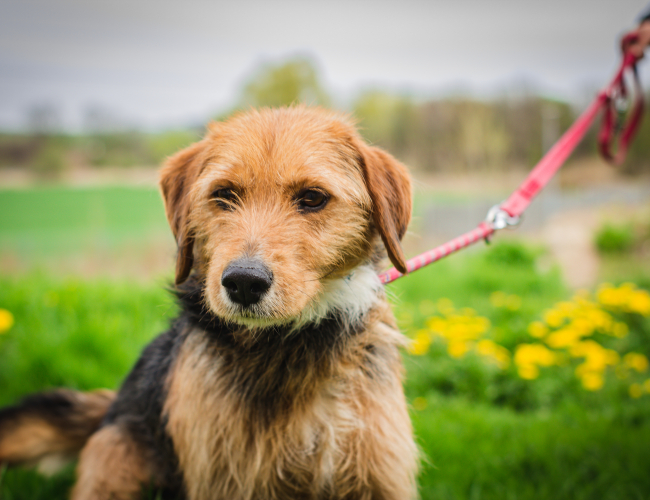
[379,37,644,285]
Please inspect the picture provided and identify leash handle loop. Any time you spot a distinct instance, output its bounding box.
[378,37,646,286]
[598,51,645,165]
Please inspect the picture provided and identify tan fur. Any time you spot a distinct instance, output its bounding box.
[164,302,417,500]
[0,106,416,498]
[159,107,411,326]
[155,106,418,499]
[72,425,153,500]
[0,389,114,472]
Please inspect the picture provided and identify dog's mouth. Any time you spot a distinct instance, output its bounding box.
[224,304,291,328]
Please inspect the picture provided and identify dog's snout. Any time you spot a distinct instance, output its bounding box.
[221,259,273,307]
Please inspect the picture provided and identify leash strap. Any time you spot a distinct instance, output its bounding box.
[379,41,643,285]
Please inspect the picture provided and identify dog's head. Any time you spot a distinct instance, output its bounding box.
[160,107,411,328]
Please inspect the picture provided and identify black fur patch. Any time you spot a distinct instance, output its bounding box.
[175,276,368,423]
[102,274,369,495]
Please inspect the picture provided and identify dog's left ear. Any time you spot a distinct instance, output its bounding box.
[357,144,412,274]
[159,140,206,285]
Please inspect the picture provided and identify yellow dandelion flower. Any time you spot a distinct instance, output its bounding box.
[571,317,593,336]
[629,383,643,399]
[544,309,565,328]
[412,397,428,411]
[477,339,510,369]
[407,331,432,356]
[580,372,604,391]
[448,340,470,358]
[527,321,548,338]
[546,328,582,349]
[0,309,14,334]
[514,344,556,368]
[517,364,539,380]
[623,353,649,373]
[643,379,650,393]
[628,291,650,316]
[426,317,446,336]
[612,322,629,338]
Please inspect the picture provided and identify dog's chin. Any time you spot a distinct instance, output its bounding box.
[206,299,299,330]
[226,310,295,329]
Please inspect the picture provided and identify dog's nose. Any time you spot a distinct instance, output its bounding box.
[221,258,273,307]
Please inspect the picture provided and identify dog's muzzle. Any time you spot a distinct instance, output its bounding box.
[221,258,273,307]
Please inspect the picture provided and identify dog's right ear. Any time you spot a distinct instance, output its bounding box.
[159,140,206,285]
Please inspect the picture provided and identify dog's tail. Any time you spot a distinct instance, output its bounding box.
[0,389,115,474]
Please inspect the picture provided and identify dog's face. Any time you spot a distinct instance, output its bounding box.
[160,107,411,327]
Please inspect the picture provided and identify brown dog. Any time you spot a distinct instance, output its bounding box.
[0,106,418,499]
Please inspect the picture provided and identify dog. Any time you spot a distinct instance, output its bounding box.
[0,106,418,499]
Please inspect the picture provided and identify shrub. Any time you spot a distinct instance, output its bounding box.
[595,222,635,254]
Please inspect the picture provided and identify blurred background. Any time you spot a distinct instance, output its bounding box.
[1,1,650,499]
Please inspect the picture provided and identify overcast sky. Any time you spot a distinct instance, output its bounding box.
[1,0,648,130]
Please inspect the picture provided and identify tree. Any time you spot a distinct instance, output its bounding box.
[239,57,330,108]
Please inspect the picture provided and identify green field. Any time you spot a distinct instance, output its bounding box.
[1,187,649,499]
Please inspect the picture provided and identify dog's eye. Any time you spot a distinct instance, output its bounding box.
[211,188,238,210]
[297,189,328,212]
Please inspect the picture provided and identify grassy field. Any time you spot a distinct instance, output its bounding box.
[1,186,650,499]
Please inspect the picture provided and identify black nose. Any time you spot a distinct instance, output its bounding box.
[221,258,273,307]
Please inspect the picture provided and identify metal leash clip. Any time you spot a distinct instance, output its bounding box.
[484,204,521,243]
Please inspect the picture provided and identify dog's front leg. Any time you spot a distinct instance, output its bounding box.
[71,424,153,500]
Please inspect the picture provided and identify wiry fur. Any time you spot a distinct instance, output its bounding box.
[0,106,418,499]
[0,390,114,474]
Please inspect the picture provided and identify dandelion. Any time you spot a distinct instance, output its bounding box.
[580,372,604,391]
[448,340,470,358]
[598,283,650,316]
[412,397,428,411]
[612,322,629,338]
[477,339,510,369]
[518,364,540,380]
[515,344,557,366]
[543,309,565,328]
[0,309,14,334]
[545,327,582,349]
[623,353,649,373]
[407,331,431,356]
[628,291,650,316]
[643,379,650,393]
[514,344,556,380]
[629,383,643,398]
[528,321,548,338]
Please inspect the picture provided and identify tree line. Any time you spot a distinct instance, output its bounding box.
[1,57,648,178]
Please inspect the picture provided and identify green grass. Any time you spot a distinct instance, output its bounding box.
[1,186,649,498]
[413,396,650,500]
[0,274,176,407]
[1,259,649,499]
[0,186,170,258]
